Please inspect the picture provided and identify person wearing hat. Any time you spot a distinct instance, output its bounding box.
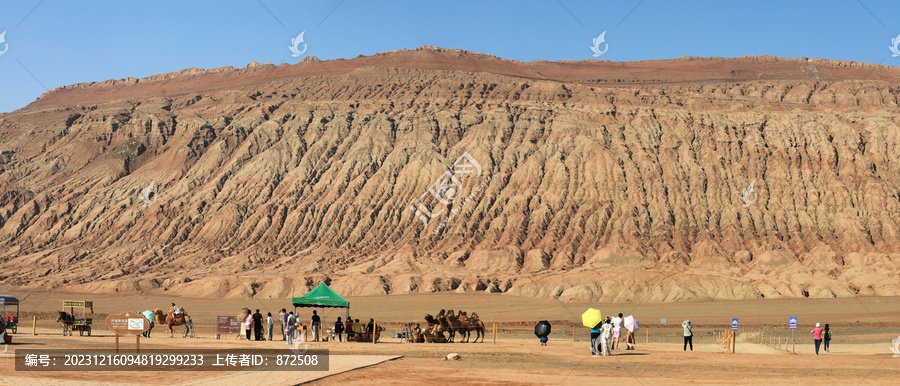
[600,317,613,356]
[682,320,693,352]
[811,322,825,356]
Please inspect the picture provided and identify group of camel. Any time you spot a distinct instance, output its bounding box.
[413,309,484,343]
[55,308,194,338]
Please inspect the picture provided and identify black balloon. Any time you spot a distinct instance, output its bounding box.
[534,320,551,338]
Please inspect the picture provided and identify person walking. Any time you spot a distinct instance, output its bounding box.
[823,324,832,353]
[252,309,263,341]
[624,320,636,351]
[682,320,693,352]
[243,310,253,341]
[311,310,321,342]
[600,317,613,356]
[590,322,602,357]
[611,313,623,350]
[266,312,274,341]
[334,317,345,342]
[285,311,296,345]
[811,322,824,356]
[278,309,288,341]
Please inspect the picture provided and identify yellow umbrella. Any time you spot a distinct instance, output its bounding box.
[581,308,603,328]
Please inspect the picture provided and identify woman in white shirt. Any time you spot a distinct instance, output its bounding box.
[600,317,613,356]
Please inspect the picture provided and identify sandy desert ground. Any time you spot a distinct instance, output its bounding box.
[1,289,898,385]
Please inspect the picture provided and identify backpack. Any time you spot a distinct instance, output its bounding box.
[824,330,831,340]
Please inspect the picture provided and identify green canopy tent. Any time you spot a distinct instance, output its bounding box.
[291,283,350,335]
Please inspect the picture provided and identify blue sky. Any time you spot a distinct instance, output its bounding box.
[1,0,899,112]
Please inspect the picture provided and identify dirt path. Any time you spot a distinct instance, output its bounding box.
[1,291,898,384]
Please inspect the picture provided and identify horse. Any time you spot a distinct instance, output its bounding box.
[153,308,194,338]
[56,311,75,336]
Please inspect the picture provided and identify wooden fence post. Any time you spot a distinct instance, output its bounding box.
[572,326,575,342]
[731,330,736,353]
[32,315,36,335]
[492,323,497,345]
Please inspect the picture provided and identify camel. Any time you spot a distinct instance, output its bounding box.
[436,311,455,342]
[458,311,485,343]
[423,314,447,343]
[56,311,75,336]
[424,323,446,343]
[446,310,468,342]
[153,308,194,338]
[410,323,424,343]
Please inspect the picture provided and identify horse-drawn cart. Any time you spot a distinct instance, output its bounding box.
[61,300,93,336]
[1,295,19,334]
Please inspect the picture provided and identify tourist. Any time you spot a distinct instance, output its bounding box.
[346,316,355,342]
[334,317,345,342]
[253,309,263,341]
[243,309,253,341]
[311,310,321,342]
[266,312,274,341]
[611,313,623,350]
[600,317,613,356]
[811,322,824,356]
[624,328,635,350]
[278,309,288,341]
[355,319,362,341]
[823,323,832,353]
[682,320,693,352]
[366,318,375,341]
[285,311,296,345]
[590,321,601,357]
[535,320,551,346]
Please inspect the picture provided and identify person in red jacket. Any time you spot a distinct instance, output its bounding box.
[345,317,355,342]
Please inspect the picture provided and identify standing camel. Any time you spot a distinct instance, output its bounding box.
[446,310,468,343]
[436,310,455,343]
[153,308,194,338]
[459,311,485,343]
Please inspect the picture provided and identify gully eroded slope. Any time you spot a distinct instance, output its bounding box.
[1,47,900,301]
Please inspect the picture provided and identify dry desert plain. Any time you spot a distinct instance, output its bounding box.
[0,289,898,385]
